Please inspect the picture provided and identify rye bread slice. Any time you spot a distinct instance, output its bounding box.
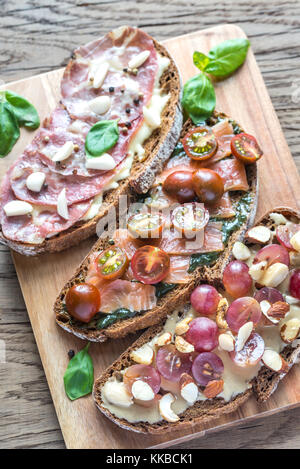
[55,112,258,342]
[0,37,182,256]
[92,314,251,434]
[246,207,300,402]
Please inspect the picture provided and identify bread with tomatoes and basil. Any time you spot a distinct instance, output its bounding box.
[55,112,259,342]
[0,26,182,256]
[92,207,300,433]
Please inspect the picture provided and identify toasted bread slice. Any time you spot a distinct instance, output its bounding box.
[0,37,182,256]
[247,207,300,402]
[93,314,251,434]
[55,112,258,342]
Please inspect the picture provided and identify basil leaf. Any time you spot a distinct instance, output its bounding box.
[193,51,210,72]
[155,282,176,299]
[97,308,138,329]
[5,90,40,129]
[204,38,250,77]
[0,101,20,157]
[188,251,220,273]
[85,120,119,157]
[63,343,94,401]
[182,73,216,124]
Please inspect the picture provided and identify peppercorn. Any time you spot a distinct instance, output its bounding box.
[109,86,115,93]
[133,97,140,106]
[125,121,132,128]
[125,108,131,114]
[68,350,75,359]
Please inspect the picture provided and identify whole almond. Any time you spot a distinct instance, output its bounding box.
[268,301,290,320]
[203,379,224,399]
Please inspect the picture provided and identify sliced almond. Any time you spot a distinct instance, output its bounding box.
[89,95,111,115]
[179,374,198,405]
[280,318,300,344]
[216,297,229,330]
[236,321,253,352]
[104,380,133,408]
[175,317,192,336]
[262,349,289,373]
[159,393,179,423]
[130,344,154,365]
[269,212,288,225]
[131,380,155,401]
[218,332,235,352]
[232,241,251,261]
[203,379,224,399]
[261,262,289,287]
[175,336,194,354]
[246,225,271,243]
[249,260,268,282]
[155,332,172,347]
[284,294,300,305]
[290,231,300,252]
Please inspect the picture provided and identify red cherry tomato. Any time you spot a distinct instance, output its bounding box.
[192,169,224,206]
[163,170,196,203]
[96,247,129,280]
[65,283,101,323]
[182,126,218,161]
[131,245,170,284]
[231,133,263,164]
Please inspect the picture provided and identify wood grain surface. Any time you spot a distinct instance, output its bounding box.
[1,0,300,450]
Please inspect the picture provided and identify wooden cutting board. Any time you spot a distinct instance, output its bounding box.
[1,24,300,449]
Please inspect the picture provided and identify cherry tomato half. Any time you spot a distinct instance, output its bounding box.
[162,170,196,203]
[96,247,129,281]
[182,126,218,161]
[192,169,224,206]
[231,133,263,164]
[127,212,163,239]
[65,283,101,323]
[131,245,170,284]
[171,202,209,239]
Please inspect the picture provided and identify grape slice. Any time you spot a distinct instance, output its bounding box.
[254,286,284,304]
[253,244,290,267]
[226,297,262,333]
[290,269,300,300]
[229,332,265,367]
[223,260,252,298]
[192,352,224,386]
[156,344,192,382]
[276,224,300,251]
[186,317,219,352]
[123,364,161,394]
[190,284,220,316]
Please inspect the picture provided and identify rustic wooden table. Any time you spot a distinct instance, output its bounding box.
[0,0,300,449]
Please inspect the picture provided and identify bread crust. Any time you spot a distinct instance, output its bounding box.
[55,111,258,342]
[0,36,182,256]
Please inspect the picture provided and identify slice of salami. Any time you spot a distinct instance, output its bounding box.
[61,26,158,125]
[1,172,92,244]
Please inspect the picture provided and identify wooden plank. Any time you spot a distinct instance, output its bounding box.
[0,23,299,449]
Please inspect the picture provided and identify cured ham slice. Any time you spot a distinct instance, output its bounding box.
[61,26,158,125]
[98,279,157,313]
[209,159,249,192]
[208,192,235,219]
[158,222,224,255]
[0,172,92,244]
[112,228,144,259]
[163,256,191,284]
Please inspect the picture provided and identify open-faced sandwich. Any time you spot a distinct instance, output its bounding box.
[93,208,300,433]
[0,26,181,255]
[55,112,259,341]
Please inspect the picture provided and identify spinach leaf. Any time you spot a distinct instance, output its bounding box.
[63,343,94,401]
[182,73,216,124]
[155,282,176,299]
[188,251,220,273]
[85,120,119,157]
[193,51,210,72]
[97,308,138,329]
[0,101,20,157]
[221,192,253,244]
[5,90,40,129]
[204,38,250,77]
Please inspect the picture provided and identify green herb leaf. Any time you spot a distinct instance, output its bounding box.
[182,73,216,124]
[155,282,176,299]
[5,90,40,129]
[63,343,94,401]
[0,101,20,157]
[96,308,137,329]
[204,38,250,77]
[188,251,220,273]
[85,120,119,157]
[193,51,210,72]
